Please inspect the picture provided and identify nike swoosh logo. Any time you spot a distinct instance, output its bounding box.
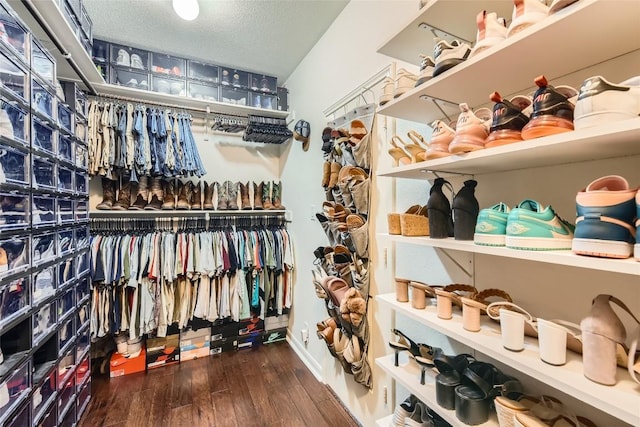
[513,214,572,236]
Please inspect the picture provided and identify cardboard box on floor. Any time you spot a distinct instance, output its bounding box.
[265,314,289,331]
[210,336,235,355]
[180,327,211,361]
[262,327,287,344]
[210,316,264,341]
[146,334,180,369]
[110,347,146,377]
[236,330,264,350]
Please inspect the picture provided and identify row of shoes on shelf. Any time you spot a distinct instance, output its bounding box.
[96,177,285,211]
[380,0,582,105]
[387,72,640,164]
[390,174,640,261]
[394,278,640,388]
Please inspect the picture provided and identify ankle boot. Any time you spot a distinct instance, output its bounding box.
[452,180,479,240]
[240,182,252,210]
[262,181,274,210]
[426,177,454,238]
[130,176,149,210]
[191,181,202,209]
[227,181,239,210]
[112,179,132,210]
[216,181,228,210]
[176,181,192,210]
[162,179,176,210]
[96,177,117,210]
[272,181,285,210]
[203,181,215,209]
[253,182,263,210]
[145,177,164,210]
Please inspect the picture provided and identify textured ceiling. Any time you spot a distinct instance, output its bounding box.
[83,0,349,84]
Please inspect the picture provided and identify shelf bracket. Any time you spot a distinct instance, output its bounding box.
[417,22,472,45]
[437,248,473,278]
[418,95,458,123]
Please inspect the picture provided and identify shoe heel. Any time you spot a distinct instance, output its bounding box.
[410,283,427,309]
[435,291,453,320]
[428,209,450,238]
[395,278,409,303]
[453,208,477,241]
[582,330,618,385]
[461,298,482,332]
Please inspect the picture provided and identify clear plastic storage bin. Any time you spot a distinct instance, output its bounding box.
[32,156,56,190]
[188,82,218,101]
[74,120,86,142]
[31,39,55,86]
[32,194,56,226]
[221,87,248,106]
[57,228,74,256]
[32,77,56,120]
[75,251,89,277]
[75,276,89,304]
[74,199,88,220]
[76,300,88,331]
[33,301,57,345]
[151,53,185,76]
[58,166,73,193]
[58,134,74,165]
[0,3,28,62]
[74,172,87,195]
[57,198,73,224]
[75,227,89,249]
[249,92,278,110]
[0,191,28,230]
[58,103,73,133]
[0,275,29,325]
[0,360,30,423]
[35,401,57,427]
[0,48,27,102]
[58,257,74,288]
[0,145,29,185]
[58,349,75,384]
[188,61,218,82]
[58,287,74,322]
[111,44,148,70]
[32,116,56,156]
[58,317,74,352]
[32,231,57,266]
[33,364,57,422]
[220,68,247,89]
[0,101,29,145]
[76,327,90,362]
[249,74,277,94]
[152,75,185,96]
[74,144,87,170]
[110,66,149,91]
[0,235,29,278]
[32,264,56,304]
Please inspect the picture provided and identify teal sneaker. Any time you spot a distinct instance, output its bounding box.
[506,199,574,250]
[474,202,510,246]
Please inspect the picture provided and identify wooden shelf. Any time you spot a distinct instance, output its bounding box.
[378,0,640,123]
[376,354,499,427]
[92,83,290,119]
[377,0,514,65]
[377,118,640,177]
[379,234,640,276]
[377,293,640,426]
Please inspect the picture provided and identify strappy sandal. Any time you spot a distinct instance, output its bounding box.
[455,362,522,425]
[407,130,429,162]
[461,288,512,332]
[316,317,337,345]
[392,135,424,164]
[388,329,435,369]
[388,137,411,167]
[408,281,442,310]
[495,394,565,427]
[433,349,475,409]
[435,284,477,320]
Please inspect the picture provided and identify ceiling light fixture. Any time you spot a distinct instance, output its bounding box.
[172,0,199,21]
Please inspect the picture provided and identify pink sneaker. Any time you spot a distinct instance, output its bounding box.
[425,120,455,159]
[507,0,550,37]
[449,104,492,154]
[470,11,508,58]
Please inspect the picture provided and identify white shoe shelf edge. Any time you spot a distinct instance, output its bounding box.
[377,293,640,426]
[377,0,640,124]
[379,233,640,276]
[375,414,393,427]
[376,354,499,427]
[377,118,640,178]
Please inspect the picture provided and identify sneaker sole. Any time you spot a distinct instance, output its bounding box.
[433,58,466,77]
[474,233,506,246]
[505,236,572,251]
[572,238,633,259]
[521,117,573,140]
[485,130,523,148]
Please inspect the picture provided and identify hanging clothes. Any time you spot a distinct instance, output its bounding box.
[89,223,294,339]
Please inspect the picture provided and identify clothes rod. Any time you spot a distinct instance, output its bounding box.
[323,64,392,118]
[91,93,208,114]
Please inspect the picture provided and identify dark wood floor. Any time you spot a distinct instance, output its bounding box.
[78,341,361,427]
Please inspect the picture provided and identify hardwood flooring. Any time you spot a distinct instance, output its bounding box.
[78,341,361,427]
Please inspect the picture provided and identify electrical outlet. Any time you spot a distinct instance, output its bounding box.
[301,322,309,344]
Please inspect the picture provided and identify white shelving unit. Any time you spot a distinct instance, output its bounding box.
[376,355,499,427]
[376,414,394,427]
[377,118,640,178]
[378,0,640,123]
[375,0,640,425]
[377,294,640,426]
[379,233,640,276]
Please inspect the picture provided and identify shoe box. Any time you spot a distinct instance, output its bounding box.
[210,315,264,341]
[265,314,289,331]
[262,328,287,345]
[235,330,264,350]
[109,347,146,378]
[180,327,211,361]
[210,336,235,355]
[146,334,180,369]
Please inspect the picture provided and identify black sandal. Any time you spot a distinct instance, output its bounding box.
[433,349,475,409]
[388,329,437,371]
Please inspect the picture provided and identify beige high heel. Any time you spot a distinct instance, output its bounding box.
[392,135,424,164]
[407,130,429,161]
[388,137,411,167]
[580,294,640,385]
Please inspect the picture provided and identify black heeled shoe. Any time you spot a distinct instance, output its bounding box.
[433,349,475,409]
[452,179,479,241]
[388,329,437,373]
[427,178,455,238]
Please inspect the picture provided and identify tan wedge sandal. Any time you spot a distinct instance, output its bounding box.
[388,137,411,167]
[393,135,424,164]
[407,130,429,162]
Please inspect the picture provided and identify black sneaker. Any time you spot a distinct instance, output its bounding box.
[485,92,532,147]
[522,75,577,140]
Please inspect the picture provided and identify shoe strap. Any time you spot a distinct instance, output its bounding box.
[486,301,533,322]
[602,294,640,326]
[627,326,640,384]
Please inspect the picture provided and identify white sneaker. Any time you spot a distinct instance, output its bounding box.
[433,39,471,77]
[130,54,144,70]
[574,75,640,129]
[116,49,130,67]
[470,11,507,57]
[394,68,418,98]
[125,78,138,88]
[507,0,550,37]
[415,55,435,86]
[379,76,395,106]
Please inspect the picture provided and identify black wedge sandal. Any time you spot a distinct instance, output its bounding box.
[433,349,475,410]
